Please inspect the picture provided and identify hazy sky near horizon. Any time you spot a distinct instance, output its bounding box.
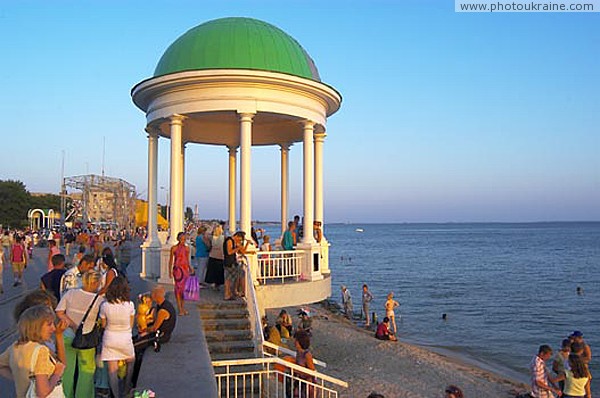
[0,1,598,223]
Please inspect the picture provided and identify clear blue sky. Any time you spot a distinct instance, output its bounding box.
[1,1,598,223]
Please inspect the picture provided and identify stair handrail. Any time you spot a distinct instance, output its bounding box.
[241,253,264,357]
[262,340,327,368]
[212,356,348,388]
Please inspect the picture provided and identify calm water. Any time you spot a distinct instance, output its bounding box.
[317,222,600,390]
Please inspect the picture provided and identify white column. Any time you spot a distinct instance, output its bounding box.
[314,132,326,229]
[302,120,315,244]
[145,128,160,246]
[141,127,161,280]
[238,112,254,235]
[168,114,185,246]
[280,143,291,236]
[181,143,186,222]
[228,146,238,235]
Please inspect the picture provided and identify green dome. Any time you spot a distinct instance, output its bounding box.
[154,17,321,81]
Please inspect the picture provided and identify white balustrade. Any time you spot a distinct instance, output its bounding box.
[213,356,347,398]
[256,250,303,284]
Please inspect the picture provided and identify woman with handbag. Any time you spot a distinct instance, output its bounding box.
[0,305,66,398]
[169,232,191,316]
[99,276,135,398]
[56,270,104,398]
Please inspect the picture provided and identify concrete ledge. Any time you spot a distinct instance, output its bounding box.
[136,298,218,398]
[256,275,331,313]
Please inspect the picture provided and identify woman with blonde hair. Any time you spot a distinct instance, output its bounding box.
[56,270,104,398]
[205,225,225,289]
[385,292,400,334]
[0,305,66,398]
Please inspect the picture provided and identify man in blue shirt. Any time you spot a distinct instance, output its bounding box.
[195,226,210,284]
[282,221,295,250]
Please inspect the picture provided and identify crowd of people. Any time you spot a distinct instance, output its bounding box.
[0,227,176,398]
[529,331,593,398]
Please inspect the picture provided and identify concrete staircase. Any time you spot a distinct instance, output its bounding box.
[198,288,257,361]
[198,288,263,397]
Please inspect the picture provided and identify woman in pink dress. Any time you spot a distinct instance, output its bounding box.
[169,232,191,315]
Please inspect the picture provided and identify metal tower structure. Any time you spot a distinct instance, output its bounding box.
[63,174,136,229]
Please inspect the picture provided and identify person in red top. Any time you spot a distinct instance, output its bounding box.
[375,317,397,341]
[10,235,28,286]
[169,232,191,315]
[47,239,60,272]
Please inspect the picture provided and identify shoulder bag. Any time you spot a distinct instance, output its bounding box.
[26,344,65,398]
[71,294,102,349]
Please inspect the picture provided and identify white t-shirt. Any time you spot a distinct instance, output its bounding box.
[100,301,135,333]
[56,289,104,338]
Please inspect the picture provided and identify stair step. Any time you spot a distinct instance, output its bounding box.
[208,340,255,354]
[202,318,251,331]
[200,309,249,320]
[205,329,253,343]
[211,351,258,361]
[197,301,247,310]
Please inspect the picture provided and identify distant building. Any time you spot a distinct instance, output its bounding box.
[63,174,136,229]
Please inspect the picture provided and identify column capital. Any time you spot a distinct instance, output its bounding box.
[145,125,161,138]
[169,114,186,125]
[237,112,255,122]
[279,143,292,152]
[228,146,239,155]
[302,120,316,130]
[314,132,327,143]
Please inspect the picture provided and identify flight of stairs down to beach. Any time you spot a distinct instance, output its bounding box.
[198,288,256,361]
[198,288,264,397]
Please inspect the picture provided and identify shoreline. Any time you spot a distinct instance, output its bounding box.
[403,338,529,387]
[274,302,530,397]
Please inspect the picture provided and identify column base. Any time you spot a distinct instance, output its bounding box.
[319,238,331,275]
[158,245,173,285]
[140,245,161,280]
[296,242,325,281]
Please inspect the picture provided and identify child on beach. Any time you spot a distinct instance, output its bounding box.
[385,292,400,334]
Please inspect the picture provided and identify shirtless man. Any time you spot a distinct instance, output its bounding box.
[570,331,592,364]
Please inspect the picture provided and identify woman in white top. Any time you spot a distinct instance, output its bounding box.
[99,276,135,398]
[56,270,104,398]
[205,225,225,288]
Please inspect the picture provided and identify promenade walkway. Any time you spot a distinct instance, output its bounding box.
[0,241,219,398]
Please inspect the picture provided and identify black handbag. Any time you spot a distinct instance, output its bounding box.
[72,294,102,349]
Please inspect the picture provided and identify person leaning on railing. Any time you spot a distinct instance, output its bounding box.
[223,231,248,300]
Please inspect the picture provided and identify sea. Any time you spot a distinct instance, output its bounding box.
[262,222,600,390]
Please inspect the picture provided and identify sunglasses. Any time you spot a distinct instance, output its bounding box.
[445,388,459,394]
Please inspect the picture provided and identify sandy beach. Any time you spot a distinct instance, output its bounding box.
[269,303,529,398]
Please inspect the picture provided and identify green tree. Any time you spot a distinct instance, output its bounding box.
[0,180,30,228]
[29,194,61,211]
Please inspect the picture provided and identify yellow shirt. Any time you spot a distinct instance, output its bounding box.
[564,369,589,397]
[0,341,55,398]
